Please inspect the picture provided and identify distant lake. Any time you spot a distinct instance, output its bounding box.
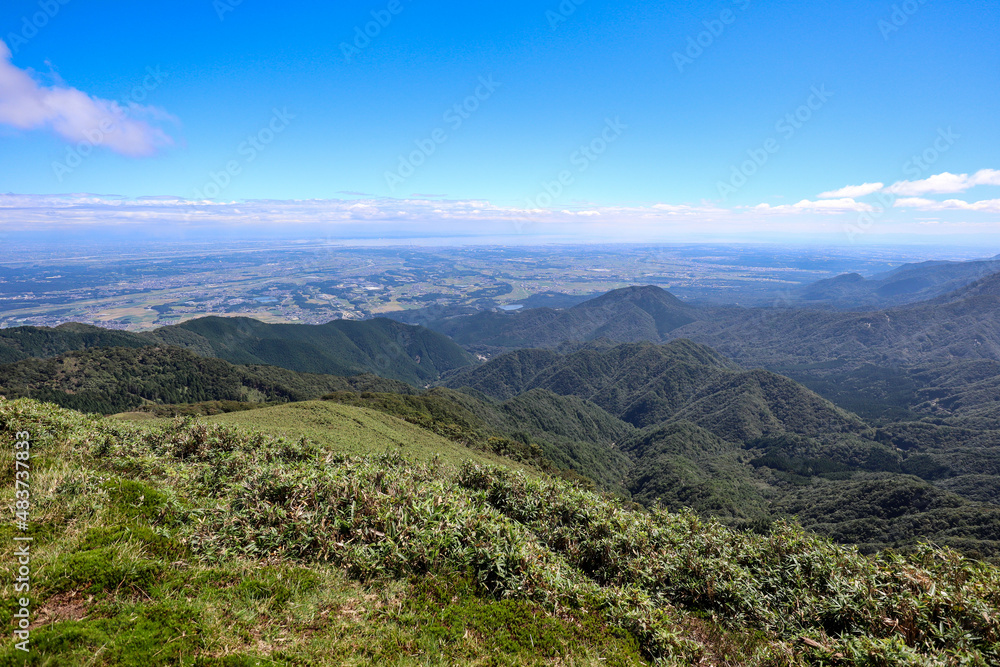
[499,304,523,311]
[254,297,278,303]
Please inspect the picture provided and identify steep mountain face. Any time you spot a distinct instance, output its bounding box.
[432,285,698,350]
[789,257,1000,309]
[0,345,414,414]
[140,316,475,385]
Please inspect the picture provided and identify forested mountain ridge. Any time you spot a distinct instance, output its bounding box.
[431,285,699,351]
[0,316,474,385]
[0,345,414,414]
[788,255,1000,309]
[428,275,1000,425]
[444,339,1000,557]
[429,276,1000,370]
[0,322,151,364]
[445,339,860,437]
[141,316,474,385]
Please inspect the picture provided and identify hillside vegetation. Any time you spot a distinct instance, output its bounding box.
[0,345,413,414]
[787,256,1000,310]
[3,397,999,666]
[432,285,698,353]
[0,316,474,386]
[446,340,1000,557]
[143,316,474,385]
[431,278,1000,429]
[0,323,151,365]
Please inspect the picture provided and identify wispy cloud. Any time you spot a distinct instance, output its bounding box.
[817,182,884,199]
[2,185,997,241]
[893,197,1000,212]
[0,40,174,157]
[754,198,874,213]
[884,169,1000,196]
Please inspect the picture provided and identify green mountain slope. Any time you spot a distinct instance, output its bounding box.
[4,397,998,666]
[448,339,858,437]
[621,421,770,520]
[447,340,1000,555]
[0,322,149,364]
[790,257,1000,309]
[318,385,635,493]
[0,345,413,414]
[200,400,537,471]
[433,285,697,351]
[142,316,475,385]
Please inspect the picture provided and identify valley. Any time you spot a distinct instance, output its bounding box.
[4,247,1000,665]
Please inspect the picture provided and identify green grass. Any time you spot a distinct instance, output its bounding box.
[3,397,999,666]
[197,401,537,472]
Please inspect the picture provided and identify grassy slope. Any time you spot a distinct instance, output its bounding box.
[0,399,640,666]
[3,397,1000,666]
[198,400,536,472]
[312,387,633,491]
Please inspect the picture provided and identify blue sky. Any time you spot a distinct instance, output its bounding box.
[1,0,998,243]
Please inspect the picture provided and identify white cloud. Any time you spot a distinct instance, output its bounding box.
[2,193,996,242]
[892,197,939,208]
[884,169,1000,196]
[755,198,874,213]
[817,182,884,199]
[893,197,1000,212]
[0,40,173,156]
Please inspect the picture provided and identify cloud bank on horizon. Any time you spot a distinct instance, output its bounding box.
[1,164,998,243]
[0,40,174,157]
